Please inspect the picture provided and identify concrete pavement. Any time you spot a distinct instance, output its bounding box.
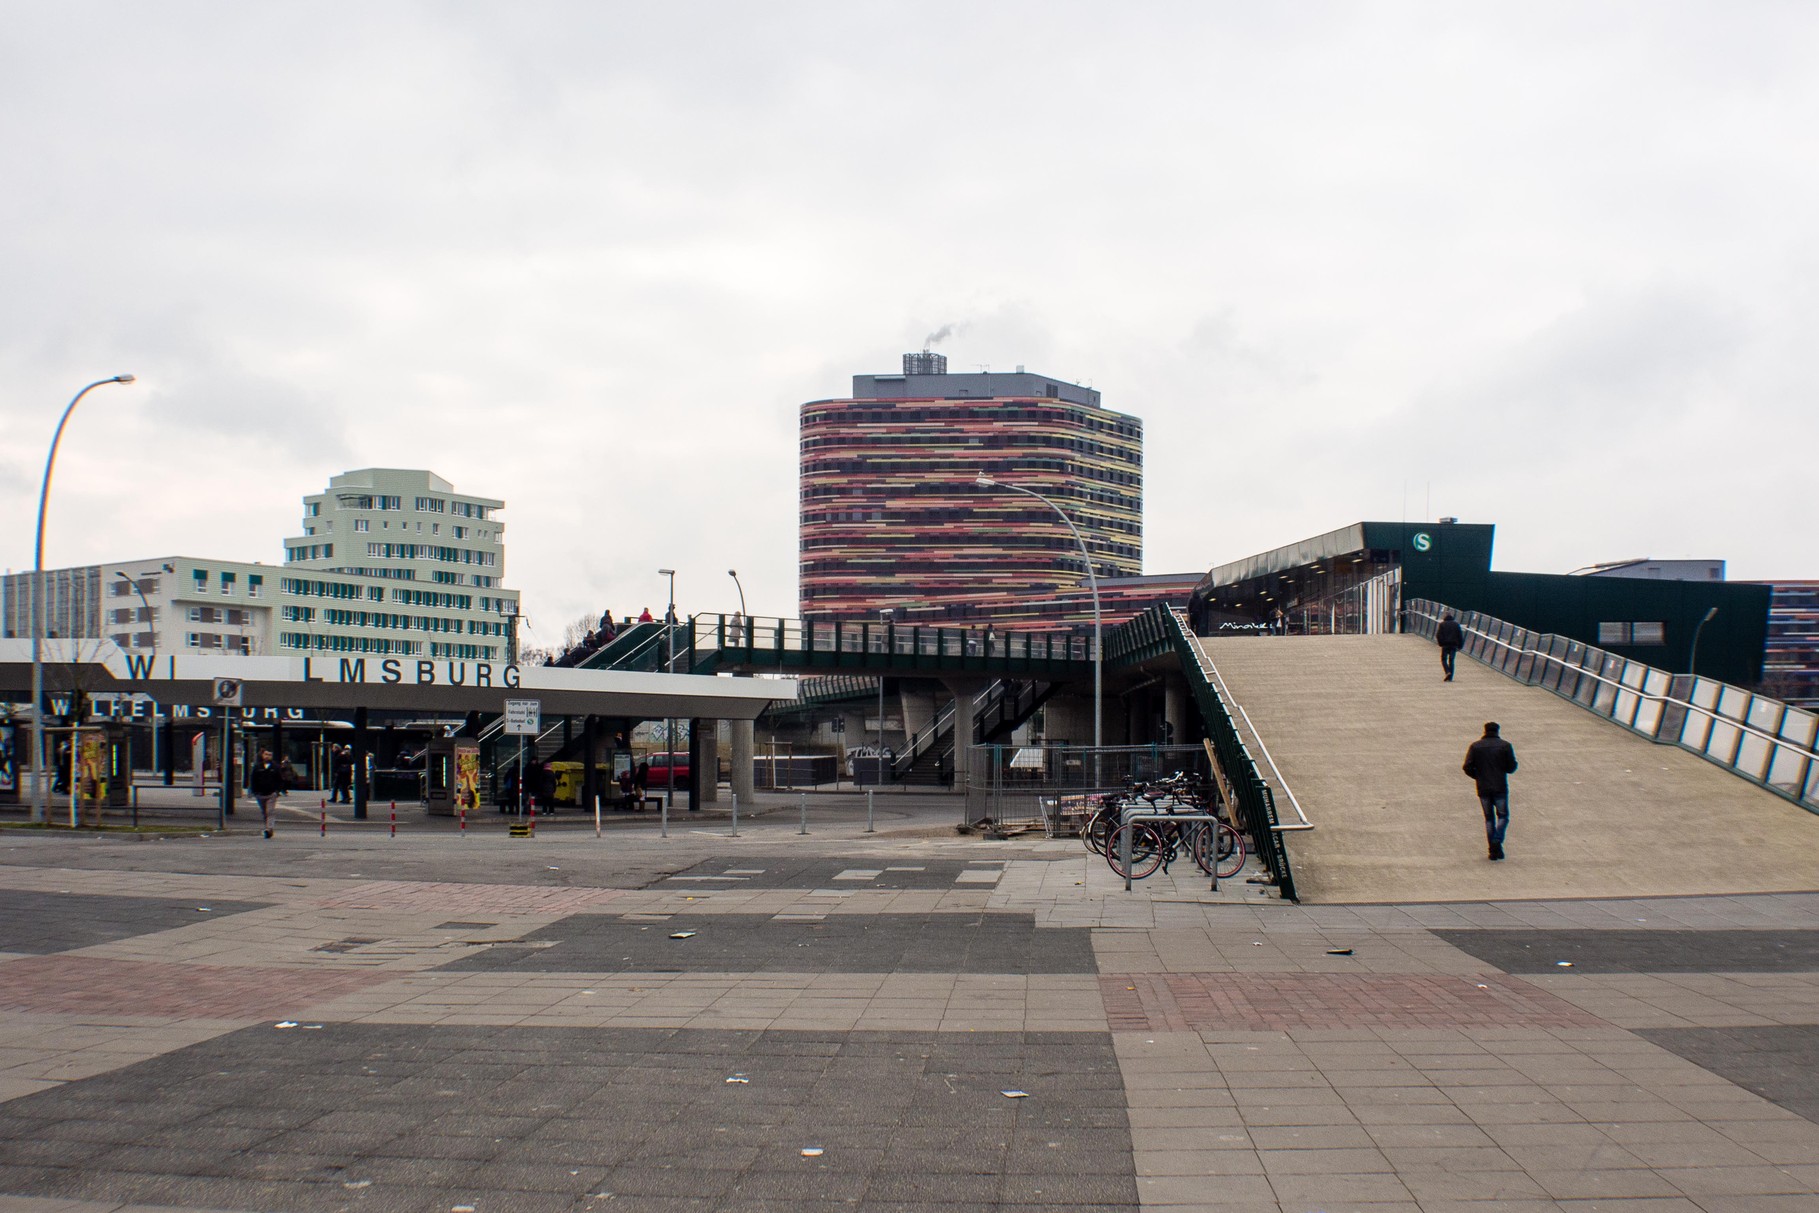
[0,792,1817,1211]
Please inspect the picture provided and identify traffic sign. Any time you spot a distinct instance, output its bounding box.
[212,678,243,707]
[503,699,541,736]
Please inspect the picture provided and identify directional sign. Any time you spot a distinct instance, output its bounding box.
[503,698,541,736]
[212,678,243,707]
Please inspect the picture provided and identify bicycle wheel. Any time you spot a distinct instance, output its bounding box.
[1105,823,1164,880]
[1214,821,1246,878]
[1083,804,1118,856]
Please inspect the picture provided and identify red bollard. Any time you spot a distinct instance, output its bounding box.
[390,801,396,838]
[460,806,467,836]
[320,798,327,838]
[529,800,537,836]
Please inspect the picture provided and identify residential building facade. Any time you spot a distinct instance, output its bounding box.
[1,469,520,664]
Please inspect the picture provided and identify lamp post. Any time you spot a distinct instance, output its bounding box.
[1688,606,1719,680]
[727,569,747,617]
[728,568,748,650]
[658,568,677,800]
[877,608,893,786]
[974,474,1102,765]
[30,374,135,822]
[113,570,160,781]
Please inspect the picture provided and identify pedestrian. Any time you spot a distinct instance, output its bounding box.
[638,606,654,623]
[1436,613,1465,681]
[634,758,650,807]
[618,767,636,810]
[331,745,353,803]
[249,748,287,839]
[600,612,617,643]
[534,761,557,814]
[1462,722,1518,861]
[729,610,745,646]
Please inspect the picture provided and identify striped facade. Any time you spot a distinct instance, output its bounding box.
[799,358,1144,625]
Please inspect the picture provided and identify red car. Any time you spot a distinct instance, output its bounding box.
[643,752,691,790]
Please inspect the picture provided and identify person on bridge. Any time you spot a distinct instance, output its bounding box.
[638,607,655,623]
[1462,722,1518,861]
[1436,613,1465,681]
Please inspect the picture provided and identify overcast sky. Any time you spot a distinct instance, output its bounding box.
[3,1,1815,640]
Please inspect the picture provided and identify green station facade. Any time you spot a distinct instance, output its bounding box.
[1189,520,1771,687]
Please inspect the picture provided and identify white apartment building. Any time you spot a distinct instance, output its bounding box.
[2,469,521,664]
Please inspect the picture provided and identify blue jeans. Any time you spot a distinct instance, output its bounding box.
[1479,794,1509,844]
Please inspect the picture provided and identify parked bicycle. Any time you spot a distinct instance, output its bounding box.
[1084,771,1246,881]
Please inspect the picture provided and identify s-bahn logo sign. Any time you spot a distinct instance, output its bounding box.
[1412,531,1433,553]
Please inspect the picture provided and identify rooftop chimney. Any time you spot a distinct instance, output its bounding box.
[903,350,947,375]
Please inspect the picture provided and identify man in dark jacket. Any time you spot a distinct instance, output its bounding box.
[331,745,353,803]
[1462,722,1518,860]
[249,749,287,839]
[1436,613,1465,681]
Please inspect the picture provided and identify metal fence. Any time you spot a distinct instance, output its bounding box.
[964,744,1213,835]
[1408,598,1819,813]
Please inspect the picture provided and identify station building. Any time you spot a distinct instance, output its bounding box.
[1187,519,1772,688]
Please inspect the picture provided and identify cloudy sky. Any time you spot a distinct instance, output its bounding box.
[3,1,1814,640]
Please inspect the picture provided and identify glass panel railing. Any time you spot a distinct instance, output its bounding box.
[1406,597,1818,815]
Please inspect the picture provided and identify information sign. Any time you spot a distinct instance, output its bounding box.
[503,699,541,736]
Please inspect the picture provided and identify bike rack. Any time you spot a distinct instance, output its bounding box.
[1116,808,1224,893]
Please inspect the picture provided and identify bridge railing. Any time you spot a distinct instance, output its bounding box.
[1408,598,1819,814]
[685,614,1092,672]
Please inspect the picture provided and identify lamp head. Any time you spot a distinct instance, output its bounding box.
[658,568,675,577]
[113,374,136,384]
[974,475,995,487]
[1702,606,1719,622]
[727,569,738,578]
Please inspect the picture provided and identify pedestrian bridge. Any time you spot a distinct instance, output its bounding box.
[573,615,1095,680]
[1192,627,1819,903]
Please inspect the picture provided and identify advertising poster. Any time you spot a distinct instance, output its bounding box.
[0,725,15,793]
[78,732,107,800]
[454,744,480,812]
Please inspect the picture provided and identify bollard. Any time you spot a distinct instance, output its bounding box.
[390,801,396,838]
[660,793,668,839]
[460,806,467,836]
[529,801,537,836]
[730,793,738,838]
[320,798,327,838]
[798,793,808,835]
[594,792,602,839]
[865,788,874,833]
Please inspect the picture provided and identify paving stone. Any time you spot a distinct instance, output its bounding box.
[1434,929,1819,974]
[0,889,265,954]
[1637,1025,1819,1125]
[438,912,1095,975]
[0,1024,1135,1211]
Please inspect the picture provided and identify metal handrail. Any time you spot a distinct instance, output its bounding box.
[1171,608,1313,831]
[1407,601,1818,763]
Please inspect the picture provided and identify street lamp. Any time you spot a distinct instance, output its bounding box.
[727,569,747,617]
[113,570,161,783]
[1688,606,1719,680]
[658,569,677,800]
[877,608,893,786]
[974,473,1102,764]
[30,374,135,823]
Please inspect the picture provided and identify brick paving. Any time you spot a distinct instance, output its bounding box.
[311,880,629,913]
[1099,972,1610,1033]
[0,956,382,1020]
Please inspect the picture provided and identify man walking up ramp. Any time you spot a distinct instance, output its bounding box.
[1194,632,1819,903]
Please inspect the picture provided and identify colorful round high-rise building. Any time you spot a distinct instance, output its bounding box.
[799,353,1143,624]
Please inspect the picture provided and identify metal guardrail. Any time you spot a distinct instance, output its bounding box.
[1408,598,1819,813]
[1183,630,1313,832]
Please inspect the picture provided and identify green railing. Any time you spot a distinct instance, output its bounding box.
[1140,604,1301,901]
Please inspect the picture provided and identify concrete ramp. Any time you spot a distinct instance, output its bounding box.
[1195,633,1819,903]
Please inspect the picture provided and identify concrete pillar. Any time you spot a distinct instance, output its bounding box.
[1164,676,1188,748]
[943,680,983,793]
[731,718,755,804]
[697,725,720,803]
[581,714,600,813]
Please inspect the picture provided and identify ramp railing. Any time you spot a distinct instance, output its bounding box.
[1408,598,1819,814]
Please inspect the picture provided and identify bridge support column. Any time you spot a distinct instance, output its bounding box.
[942,680,985,793]
[1165,676,1188,747]
[730,718,755,804]
[697,724,720,803]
